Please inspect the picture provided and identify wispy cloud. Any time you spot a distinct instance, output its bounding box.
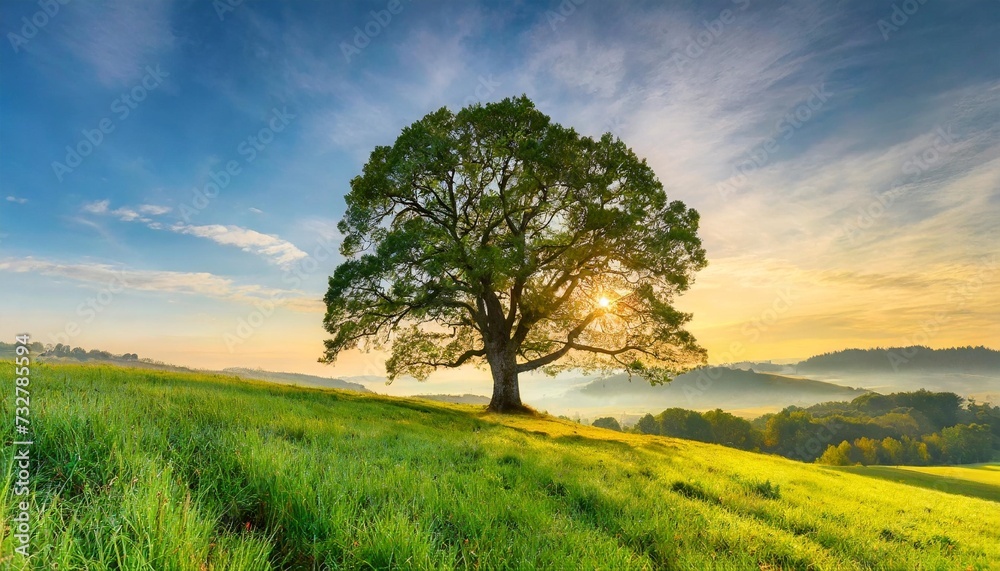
[169,223,309,267]
[83,200,110,214]
[60,0,176,87]
[0,257,322,312]
[80,200,308,267]
[5,196,28,204]
[84,201,155,223]
[305,8,490,160]
[111,207,143,222]
[138,204,172,215]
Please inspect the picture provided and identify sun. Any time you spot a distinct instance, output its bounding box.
[597,296,611,308]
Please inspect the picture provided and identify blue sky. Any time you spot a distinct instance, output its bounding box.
[1,0,998,389]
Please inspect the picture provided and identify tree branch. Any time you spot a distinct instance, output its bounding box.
[515,310,601,372]
[408,347,486,369]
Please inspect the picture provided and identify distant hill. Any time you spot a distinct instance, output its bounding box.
[341,375,388,384]
[19,342,996,409]
[568,367,867,411]
[796,346,1000,374]
[578,367,867,397]
[5,341,372,394]
[223,367,372,393]
[727,361,788,373]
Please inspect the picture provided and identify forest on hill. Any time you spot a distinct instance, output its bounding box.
[796,346,1000,373]
[624,390,1000,465]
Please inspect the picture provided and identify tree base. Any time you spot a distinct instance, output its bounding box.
[485,400,535,415]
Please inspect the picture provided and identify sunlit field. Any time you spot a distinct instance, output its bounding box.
[899,463,1000,486]
[830,463,1000,503]
[3,362,999,570]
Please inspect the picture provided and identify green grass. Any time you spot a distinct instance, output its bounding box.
[898,464,1000,486]
[2,362,1000,570]
[829,463,1000,504]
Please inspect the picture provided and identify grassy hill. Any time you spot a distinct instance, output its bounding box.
[2,362,999,569]
[830,464,1000,503]
[412,394,493,405]
[222,367,372,393]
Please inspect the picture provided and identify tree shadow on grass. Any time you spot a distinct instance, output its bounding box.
[825,466,1000,503]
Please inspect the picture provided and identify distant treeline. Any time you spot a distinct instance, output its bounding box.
[728,361,786,373]
[629,390,999,466]
[796,345,1000,373]
[0,341,44,356]
[38,343,140,362]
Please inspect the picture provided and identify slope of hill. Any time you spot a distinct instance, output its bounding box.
[413,393,492,405]
[3,362,998,569]
[223,367,372,393]
[830,464,1000,503]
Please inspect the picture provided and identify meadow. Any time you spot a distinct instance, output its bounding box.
[830,464,1000,503]
[2,361,999,570]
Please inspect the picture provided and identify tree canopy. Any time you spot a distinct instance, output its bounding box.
[322,96,707,411]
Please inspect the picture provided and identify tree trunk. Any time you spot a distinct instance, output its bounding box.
[486,346,528,413]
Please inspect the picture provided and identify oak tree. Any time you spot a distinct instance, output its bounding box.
[322,96,706,412]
